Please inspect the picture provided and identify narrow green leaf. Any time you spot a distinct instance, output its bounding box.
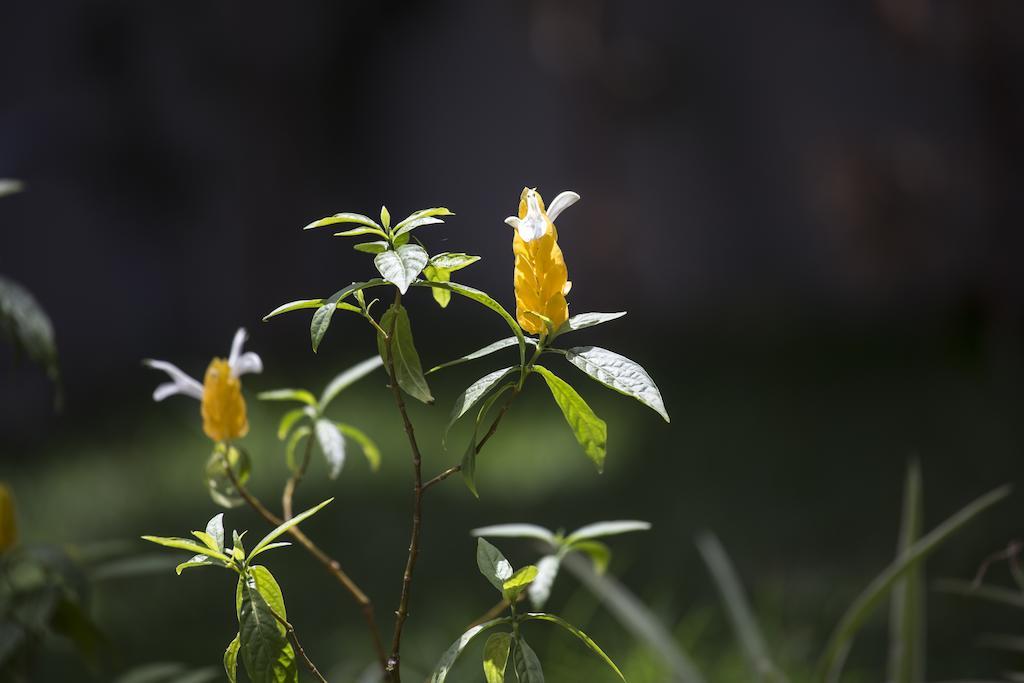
[696,533,787,682]
[512,637,545,683]
[206,513,225,551]
[285,425,312,473]
[532,365,608,472]
[262,299,359,321]
[394,207,454,234]
[249,498,333,559]
[353,240,388,254]
[380,205,391,230]
[565,346,669,422]
[374,244,429,294]
[276,408,309,441]
[482,632,512,683]
[556,311,627,335]
[379,304,433,404]
[471,524,557,543]
[232,530,246,561]
[888,459,925,683]
[303,211,382,232]
[411,281,526,368]
[933,578,1024,609]
[502,565,539,599]
[314,419,345,479]
[333,225,389,238]
[523,612,626,681]
[337,423,382,471]
[393,215,444,238]
[258,389,317,407]
[175,554,216,575]
[446,366,516,443]
[224,633,240,683]
[319,355,384,411]
[567,520,651,544]
[428,336,537,375]
[429,617,511,683]
[430,252,480,271]
[477,538,514,592]
[191,530,219,552]
[817,484,1012,682]
[460,382,515,497]
[140,536,230,563]
[572,541,612,575]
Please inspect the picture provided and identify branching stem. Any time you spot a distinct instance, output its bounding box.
[269,607,329,683]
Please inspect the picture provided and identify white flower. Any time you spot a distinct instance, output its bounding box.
[504,189,580,243]
[143,328,263,402]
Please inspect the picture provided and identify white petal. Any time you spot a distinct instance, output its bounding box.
[143,359,203,401]
[228,328,248,368]
[231,351,263,377]
[545,191,580,223]
[504,216,521,230]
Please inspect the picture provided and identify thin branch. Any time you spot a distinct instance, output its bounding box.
[269,607,328,683]
[282,429,316,521]
[383,292,424,683]
[220,450,388,670]
[466,592,526,629]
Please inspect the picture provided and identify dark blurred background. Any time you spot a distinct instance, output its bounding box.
[3,1,1024,681]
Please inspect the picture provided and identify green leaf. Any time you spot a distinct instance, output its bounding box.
[334,225,389,238]
[572,541,611,575]
[696,533,786,682]
[284,425,312,473]
[174,554,216,575]
[394,207,454,234]
[430,252,480,271]
[0,179,24,198]
[446,366,517,443]
[378,304,433,404]
[394,215,445,238]
[354,240,388,254]
[380,205,391,230]
[423,265,452,308]
[512,637,545,683]
[249,498,333,560]
[276,408,309,441]
[532,366,608,472]
[888,459,925,683]
[428,336,537,375]
[556,311,627,335]
[191,530,219,552]
[567,520,651,544]
[303,211,382,232]
[482,632,512,683]
[502,565,539,599]
[314,419,345,479]
[429,617,510,683]
[224,633,240,683]
[523,613,625,681]
[934,578,1024,609]
[460,382,516,497]
[477,538,514,592]
[237,568,297,683]
[258,389,317,407]
[411,281,527,368]
[232,530,246,560]
[374,244,429,294]
[263,279,385,322]
[564,346,669,423]
[205,445,251,509]
[817,484,1012,682]
[319,355,384,410]
[0,275,60,391]
[206,514,225,551]
[140,536,230,563]
[337,423,382,471]
[471,524,557,543]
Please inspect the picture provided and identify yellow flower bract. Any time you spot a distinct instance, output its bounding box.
[201,358,249,442]
[0,482,17,553]
[513,188,570,335]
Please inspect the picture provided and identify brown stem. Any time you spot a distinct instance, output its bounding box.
[269,607,329,683]
[282,428,316,521]
[383,292,424,683]
[220,450,388,671]
[422,389,518,493]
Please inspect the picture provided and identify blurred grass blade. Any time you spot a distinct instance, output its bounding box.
[817,484,1011,682]
[933,579,1024,609]
[695,533,789,683]
[562,552,706,683]
[888,459,925,683]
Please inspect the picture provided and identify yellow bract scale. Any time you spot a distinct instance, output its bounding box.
[513,188,570,335]
[201,358,249,442]
[0,482,17,553]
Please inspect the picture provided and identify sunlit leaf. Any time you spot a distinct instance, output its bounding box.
[140,536,230,563]
[567,520,651,544]
[428,617,510,683]
[393,215,444,238]
[564,346,669,423]
[285,425,312,473]
[224,633,240,683]
[532,366,607,472]
[522,612,625,681]
[249,498,333,559]
[257,389,317,407]
[319,355,384,410]
[337,423,382,471]
[206,513,225,551]
[263,279,385,322]
[482,632,512,683]
[378,304,433,404]
[374,244,429,294]
[477,538,514,593]
[502,565,539,599]
[314,419,345,479]
[572,541,611,575]
[471,524,557,543]
[276,408,308,441]
[303,211,382,233]
[354,240,388,254]
[380,205,391,230]
[428,336,537,375]
[394,207,453,234]
[556,311,627,335]
[236,568,297,683]
[429,252,480,271]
